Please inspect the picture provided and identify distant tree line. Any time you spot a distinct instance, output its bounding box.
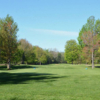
[0,15,66,69]
[17,39,66,65]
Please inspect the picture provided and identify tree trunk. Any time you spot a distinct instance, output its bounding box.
[7,59,11,70]
[92,49,94,69]
[40,62,41,65]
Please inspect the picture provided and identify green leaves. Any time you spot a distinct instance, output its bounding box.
[33,46,47,64]
[0,15,18,69]
[18,39,34,64]
[78,16,100,47]
[0,15,18,62]
[64,40,79,64]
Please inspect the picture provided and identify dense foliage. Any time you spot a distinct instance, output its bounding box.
[64,16,100,68]
[64,40,79,64]
[0,15,18,69]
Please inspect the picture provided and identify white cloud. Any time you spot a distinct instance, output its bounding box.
[29,29,78,36]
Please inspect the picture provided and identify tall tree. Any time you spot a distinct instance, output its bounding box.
[64,40,79,64]
[78,16,100,68]
[0,15,18,69]
[81,31,100,68]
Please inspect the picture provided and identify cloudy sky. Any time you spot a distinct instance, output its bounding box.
[0,0,100,51]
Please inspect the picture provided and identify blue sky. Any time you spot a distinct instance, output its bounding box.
[0,0,100,52]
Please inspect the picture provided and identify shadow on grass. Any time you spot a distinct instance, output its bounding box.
[0,65,38,70]
[10,97,21,100]
[10,97,27,100]
[0,72,66,84]
[95,66,100,68]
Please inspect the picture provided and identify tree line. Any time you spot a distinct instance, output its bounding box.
[1,15,100,69]
[64,16,100,68]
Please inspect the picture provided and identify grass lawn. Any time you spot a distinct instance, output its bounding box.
[0,64,100,100]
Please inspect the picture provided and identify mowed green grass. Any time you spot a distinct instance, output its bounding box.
[0,64,100,100]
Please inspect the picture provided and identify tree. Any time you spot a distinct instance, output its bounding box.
[26,51,35,64]
[78,16,100,68]
[81,31,100,68]
[0,15,18,69]
[18,39,33,64]
[57,53,61,63]
[64,40,79,64]
[44,49,52,64]
[34,46,47,65]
